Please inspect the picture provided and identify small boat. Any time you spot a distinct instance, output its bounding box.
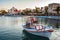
[23,24,54,39]
[23,16,54,39]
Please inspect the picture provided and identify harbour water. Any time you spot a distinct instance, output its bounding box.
[0,16,60,40]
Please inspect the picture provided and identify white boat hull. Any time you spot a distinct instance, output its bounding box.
[24,28,52,39]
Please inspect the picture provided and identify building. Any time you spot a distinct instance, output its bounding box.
[32,7,42,16]
[35,7,42,13]
[0,10,7,15]
[41,6,48,13]
[48,3,60,15]
[22,8,32,15]
[8,7,19,14]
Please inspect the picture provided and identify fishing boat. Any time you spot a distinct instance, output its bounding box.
[23,16,54,39]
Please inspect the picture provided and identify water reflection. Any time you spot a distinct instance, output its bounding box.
[0,16,60,40]
[22,30,49,40]
[0,16,23,40]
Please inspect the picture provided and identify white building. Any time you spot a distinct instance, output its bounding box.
[41,7,45,14]
[48,3,60,14]
[8,7,19,14]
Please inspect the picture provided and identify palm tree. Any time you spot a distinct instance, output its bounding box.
[57,6,60,15]
[45,6,48,16]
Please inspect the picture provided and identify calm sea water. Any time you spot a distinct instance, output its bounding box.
[0,16,60,40]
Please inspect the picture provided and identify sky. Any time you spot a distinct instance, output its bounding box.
[0,0,59,10]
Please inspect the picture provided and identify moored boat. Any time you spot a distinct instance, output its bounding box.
[23,16,54,39]
[23,24,53,38]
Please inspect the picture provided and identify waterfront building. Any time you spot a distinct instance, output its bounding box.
[0,10,7,15]
[8,7,19,15]
[35,7,42,13]
[32,7,42,16]
[48,3,60,15]
[41,6,48,16]
[22,8,32,15]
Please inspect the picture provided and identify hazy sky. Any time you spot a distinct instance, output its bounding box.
[0,0,59,10]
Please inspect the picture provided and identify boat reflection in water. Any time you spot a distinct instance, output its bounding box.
[22,30,49,40]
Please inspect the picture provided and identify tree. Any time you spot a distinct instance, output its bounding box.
[25,10,31,15]
[45,6,48,16]
[54,6,60,16]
